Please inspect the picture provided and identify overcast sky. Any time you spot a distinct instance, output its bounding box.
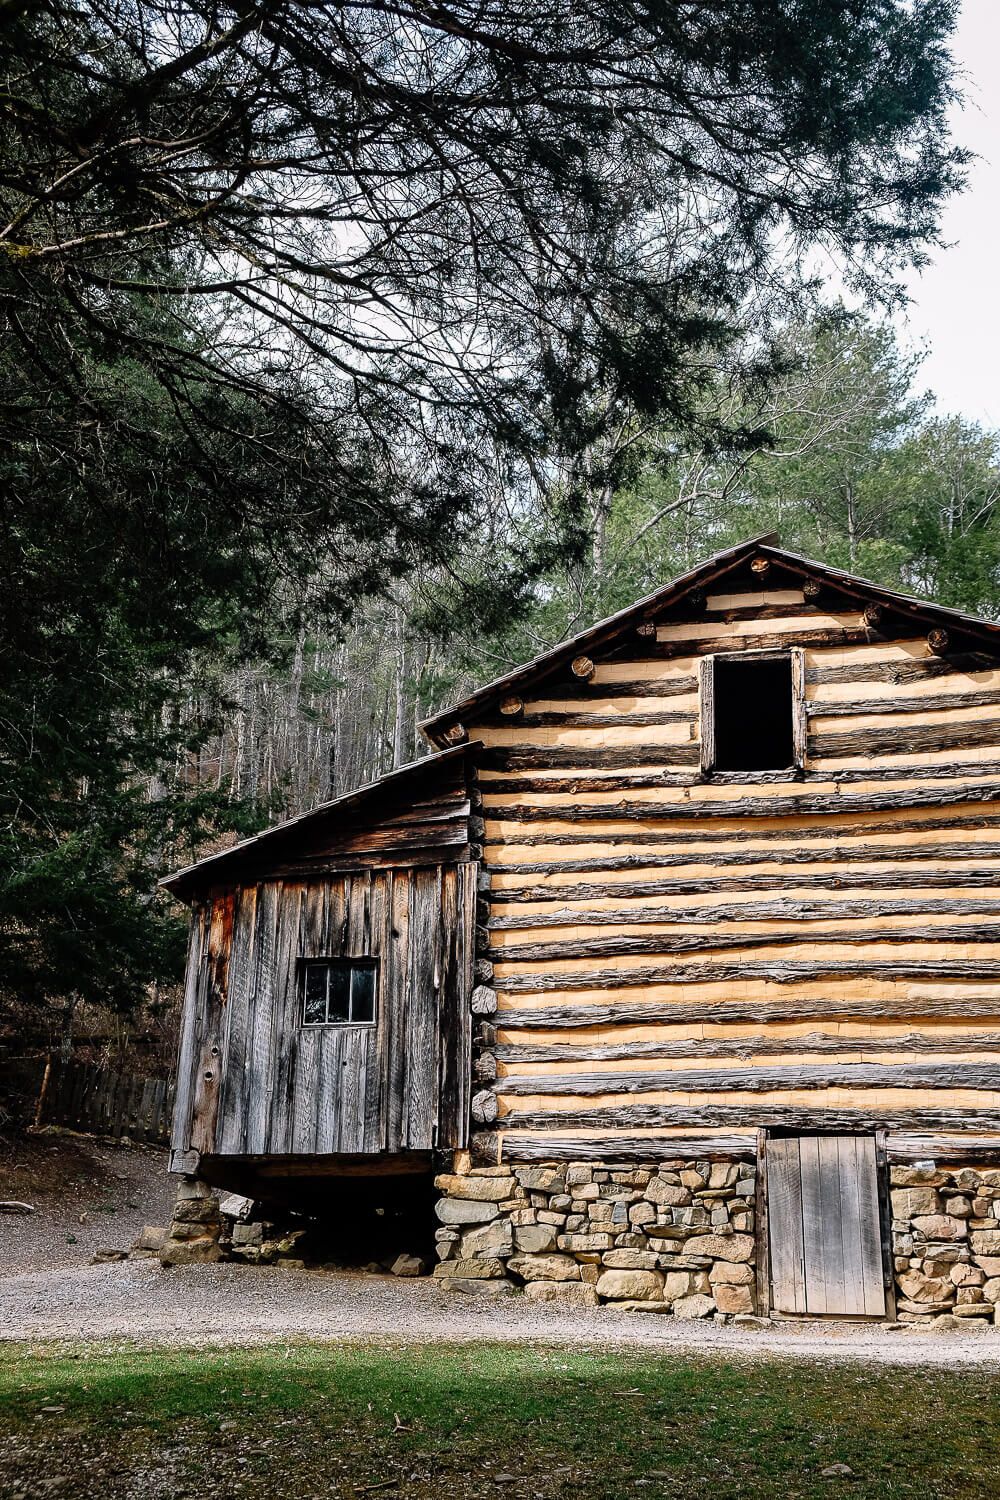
[897,0,1000,425]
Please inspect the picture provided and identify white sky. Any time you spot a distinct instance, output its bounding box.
[897,0,1000,425]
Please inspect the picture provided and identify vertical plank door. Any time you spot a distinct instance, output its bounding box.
[767,1134,886,1317]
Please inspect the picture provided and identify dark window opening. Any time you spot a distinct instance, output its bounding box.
[711,654,795,772]
[301,959,377,1026]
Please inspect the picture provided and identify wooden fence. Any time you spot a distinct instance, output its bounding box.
[36,1058,174,1143]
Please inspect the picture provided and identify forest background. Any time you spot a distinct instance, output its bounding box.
[0,1,990,1079]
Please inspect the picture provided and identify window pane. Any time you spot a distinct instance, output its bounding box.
[326,964,351,1022]
[350,965,376,1024]
[303,966,327,1025]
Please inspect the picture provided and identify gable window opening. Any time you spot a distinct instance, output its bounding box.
[704,651,799,774]
[301,958,378,1027]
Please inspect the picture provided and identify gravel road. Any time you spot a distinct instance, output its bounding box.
[2,1258,1000,1367]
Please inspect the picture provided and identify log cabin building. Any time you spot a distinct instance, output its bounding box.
[163,537,1000,1321]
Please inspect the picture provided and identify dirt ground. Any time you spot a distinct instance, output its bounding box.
[0,1133,174,1274]
[2,1133,1000,1367]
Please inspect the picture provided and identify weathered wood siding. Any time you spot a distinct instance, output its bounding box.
[467,571,1000,1163]
[171,863,475,1158]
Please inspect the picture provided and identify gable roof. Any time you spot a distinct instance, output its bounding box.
[420,536,1000,744]
[160,742,476,898]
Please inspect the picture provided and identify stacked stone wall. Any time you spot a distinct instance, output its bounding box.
[433,1157,758,1316]
[890,1163,1000,1324]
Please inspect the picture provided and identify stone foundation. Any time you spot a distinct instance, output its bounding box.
[432,1157,758,1316]
[890,1163,1000,1324]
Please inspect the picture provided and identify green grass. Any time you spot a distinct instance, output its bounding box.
[0,1341,998,1498]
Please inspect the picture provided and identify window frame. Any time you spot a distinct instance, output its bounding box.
[299,956,379,1028]
[699,647,805,780]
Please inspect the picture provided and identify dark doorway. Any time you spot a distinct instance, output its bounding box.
[711,654,794,771]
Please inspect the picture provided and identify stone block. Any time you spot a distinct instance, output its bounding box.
[673,1293,715,1319]
[435,1198,499,1226]
[134,1225,168,1253]
[714,1283,754,1315]
[432,1258,504,1279]
[522,1282,598,1308]
[969,1229,1000,1257]
[462,1218,513,1259]
[896,1298,955,1316]
[950,1263,985,1286]
[514,1223,557,1254]
[173,1177,214,1201]
[973,1254,1000,1276]
[508,1253,580,1282]
[390,1253,427,1277]
[596,1269,664,1301]
[945,1196,972,1218]
[897,1270,954,1304]
[160,1236,223,1266]
[680,1169,706,1189]
[661,1271,694,1301]
[602,1249,660,1270]
[890,1187,940,1220]
[438,1278,517,1298]
[434,1174,515,1201]
[565,1165,593,1185]
[613,1300,671,1314]
[232,1222,263,1247]
[709,1163,739,1190]
[982,1278,1000,1303]
[890,1165,946,1187]
[709,1260,755,1286]
[684,1232,754,1262]
[910,1214,967,1240]
[646,1179,691,1208]
[514,1168,565,1193]
[171,1196,221,1225]
[557,1232,614,1252]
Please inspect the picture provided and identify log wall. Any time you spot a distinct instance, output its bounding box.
[466,572,1000,1164]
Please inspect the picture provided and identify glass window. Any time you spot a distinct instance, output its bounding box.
[300,959,378,1026]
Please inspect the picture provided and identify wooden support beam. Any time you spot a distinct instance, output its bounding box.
[571,655,596,680]
[499,695,524,717]
[492,1134,758,1163]
[928,628,951,656]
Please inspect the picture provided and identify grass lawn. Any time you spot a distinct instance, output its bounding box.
[0,1340,998,1499]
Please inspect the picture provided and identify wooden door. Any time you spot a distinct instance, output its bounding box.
[767,1134,886,1317]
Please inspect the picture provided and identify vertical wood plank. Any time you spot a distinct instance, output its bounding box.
[170,908,207,1154]
[243,882,279,1154]
[215,885,257,1154]
[265,882,304,1153]
[800,1136,836,1314]
[291,882,326,1154]
[384,869,411,1151]
[363,872,388,1152]
[856,1134,888,1316]
[835,1135,865,1316]
[766,1137,807,1313]
[699,655,716,773]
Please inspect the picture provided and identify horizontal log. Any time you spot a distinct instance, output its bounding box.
[480,745,702,771]
[493,1133,758,1163]
[888,1134,1000,1164]
[489,897,1000,932]
[493,923,1000,965]
[482,761,1000,795]
[810,719,1000,758]
[655,626,899,658]
[500,958,1000,994]
[492,869,1000,905]
[502,1104,1000,1132]
[807,652,994,686]
[808,688,1000,719]
[486,780,1000,823]
[496,994,1000,1029]
[494,1031,1000,1064]
[511,709,696,729]
[498,1062,1000,1097]
[541,675,699,700]
[488,816,1000,857]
